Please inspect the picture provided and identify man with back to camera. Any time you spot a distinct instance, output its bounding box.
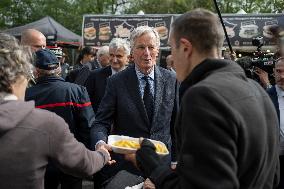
[126,8,280,189]
[85,38,130,114]
[25,49,98,189]
[91,26,178,188]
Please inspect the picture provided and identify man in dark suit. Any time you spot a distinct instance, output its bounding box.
[91,26,178,187]
[85,38,130,113]
[265,57,284,189]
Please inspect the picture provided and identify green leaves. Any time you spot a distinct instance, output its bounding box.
[0,0,283,36]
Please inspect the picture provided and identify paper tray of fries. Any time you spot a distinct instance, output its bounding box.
[108,135,169,155]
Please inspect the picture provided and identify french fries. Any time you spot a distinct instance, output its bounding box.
[113,139,168,153]
[113,140,140,149]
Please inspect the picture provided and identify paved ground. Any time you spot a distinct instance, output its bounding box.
[57,180,93,189]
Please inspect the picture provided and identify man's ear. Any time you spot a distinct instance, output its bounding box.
[180,38,192,57]
[155,48,160,58]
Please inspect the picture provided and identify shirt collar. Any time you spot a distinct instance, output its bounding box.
[111,67,117,75]
[276,85,284,97]
[111,66,126,75]
[135,65,155,80]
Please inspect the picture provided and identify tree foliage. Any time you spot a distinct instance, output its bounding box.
[0,0,283,35]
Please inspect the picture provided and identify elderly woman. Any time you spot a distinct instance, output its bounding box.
[0,33,113,189]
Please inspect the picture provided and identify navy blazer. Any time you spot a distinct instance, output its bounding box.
[267,85,284,156]
[91,65,178,160]
[85,66,112,113]
[267,86,280,120]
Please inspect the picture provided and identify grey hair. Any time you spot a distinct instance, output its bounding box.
[36,66,61,78]
[109,38,130,55]
[97,46,109,57]
[129,26,160,52]
[0,33,33,94]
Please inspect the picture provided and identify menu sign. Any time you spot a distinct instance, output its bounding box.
[82,15,173,47]
[222,14,284,47]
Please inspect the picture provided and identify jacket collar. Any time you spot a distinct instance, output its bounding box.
[179,58,243,99]
[36,76,64,84]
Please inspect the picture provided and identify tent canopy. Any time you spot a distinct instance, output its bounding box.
[2,16,81,47]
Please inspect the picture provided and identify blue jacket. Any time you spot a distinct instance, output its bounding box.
[25,76,95,148]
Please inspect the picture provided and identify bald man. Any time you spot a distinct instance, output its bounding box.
[21,29,46,52]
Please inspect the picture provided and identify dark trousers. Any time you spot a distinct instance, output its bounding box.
[278,156,284,189]
[45,163,82,189]
[93,152,171,189]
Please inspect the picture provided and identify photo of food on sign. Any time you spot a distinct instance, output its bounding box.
[99,22,112,41]
[239,20,259,39]
[114,21,134,38]
[84,23,97,40]
[154,21,168,40]
[108,135,169,155]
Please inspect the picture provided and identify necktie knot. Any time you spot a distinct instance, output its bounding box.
[142,76,149,82]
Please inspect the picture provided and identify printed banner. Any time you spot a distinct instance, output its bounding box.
[82,15,173,47]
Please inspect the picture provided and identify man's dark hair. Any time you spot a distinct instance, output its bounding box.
[171,8,224,54]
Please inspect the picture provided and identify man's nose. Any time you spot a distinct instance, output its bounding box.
[112,56,117,63]
[143,47,150,55]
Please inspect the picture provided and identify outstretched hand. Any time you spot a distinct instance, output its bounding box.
[97,143,116,165]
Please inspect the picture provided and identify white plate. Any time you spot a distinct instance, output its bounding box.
[107,135,169,155]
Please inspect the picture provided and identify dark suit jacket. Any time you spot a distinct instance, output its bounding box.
[66,61,101,85]
[85,66,112,113]
[91,65,178,174]
[267,86,284,157]
[267,86,280,120]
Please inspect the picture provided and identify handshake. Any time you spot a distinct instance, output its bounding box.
[96,138,164,177]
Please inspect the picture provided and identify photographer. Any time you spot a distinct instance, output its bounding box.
[255,67,273,89]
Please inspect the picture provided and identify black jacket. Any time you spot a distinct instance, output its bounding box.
[25,76,95,148]
[66,61,101,85]
[148,59,279,189]
[85,66,112,113]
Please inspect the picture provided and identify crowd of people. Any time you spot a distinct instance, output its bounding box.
[0,8,283,189]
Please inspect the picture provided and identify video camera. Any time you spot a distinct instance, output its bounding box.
[236,36,275,81]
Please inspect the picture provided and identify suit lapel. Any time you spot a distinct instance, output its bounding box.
[153,66,164,124]
[125,66,149,125]
[103,66,112,78]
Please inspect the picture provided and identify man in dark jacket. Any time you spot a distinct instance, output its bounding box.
[25,49,96,189]
[92,26,178,188]
[127,9,280,189]
[85,38,130,113]
[266,57,284,189]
